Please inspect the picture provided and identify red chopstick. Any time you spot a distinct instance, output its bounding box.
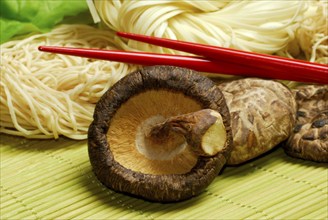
[117,32,328,84]
[38,46,268,77]
[38,32,328,84]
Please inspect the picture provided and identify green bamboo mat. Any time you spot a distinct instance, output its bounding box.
[1,134,327,219]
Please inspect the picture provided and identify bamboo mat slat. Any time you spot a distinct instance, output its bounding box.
[1,134,327,219]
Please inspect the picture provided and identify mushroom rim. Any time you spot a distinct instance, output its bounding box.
[88,126,227,201]
[87,66,233,201]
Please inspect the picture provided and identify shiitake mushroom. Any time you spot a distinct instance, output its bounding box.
[88,66,233,202]
[218,78,297,165]
[284,84,328,162]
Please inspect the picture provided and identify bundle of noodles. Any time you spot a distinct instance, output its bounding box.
[0,24,136,139]
[94,0,306,55]
[279,0,328,64]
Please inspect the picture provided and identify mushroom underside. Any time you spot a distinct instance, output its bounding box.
[108,89,202,175]
[88,66,233,202]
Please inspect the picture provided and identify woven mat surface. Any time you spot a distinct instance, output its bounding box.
[1,134,327,219]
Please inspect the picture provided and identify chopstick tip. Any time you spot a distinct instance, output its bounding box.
[38,46,46,51]
[117,31,141,38]
[116,31,127,37]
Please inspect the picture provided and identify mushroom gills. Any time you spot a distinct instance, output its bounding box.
[107,89,200,175]
[107,90,227,175]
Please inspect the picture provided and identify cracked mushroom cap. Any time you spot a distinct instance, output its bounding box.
[284,84,328,162]
[88,66,232,202]
[218,78,297,165]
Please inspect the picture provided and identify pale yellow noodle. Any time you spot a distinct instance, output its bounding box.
[0,24,137,139]
[95,0,306,54]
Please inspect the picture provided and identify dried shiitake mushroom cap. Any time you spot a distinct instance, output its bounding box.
[218,78,297,165]
[284,84,328,162]
[88,65,232,202]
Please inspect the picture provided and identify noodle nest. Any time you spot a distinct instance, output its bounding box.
[0,25,136,139]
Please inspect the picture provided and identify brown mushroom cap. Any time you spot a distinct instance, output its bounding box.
[284,84,328,163]
[88,66,232,202]
[218,78,297,165]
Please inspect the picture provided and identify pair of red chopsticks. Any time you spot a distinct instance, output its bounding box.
[38,32,328,84]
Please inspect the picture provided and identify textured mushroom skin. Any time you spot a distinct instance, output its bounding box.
[218,78,297,165]
[88,66,233,202]
[284,84,328,162]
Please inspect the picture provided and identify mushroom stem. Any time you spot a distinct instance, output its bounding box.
[148,109,227,156]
